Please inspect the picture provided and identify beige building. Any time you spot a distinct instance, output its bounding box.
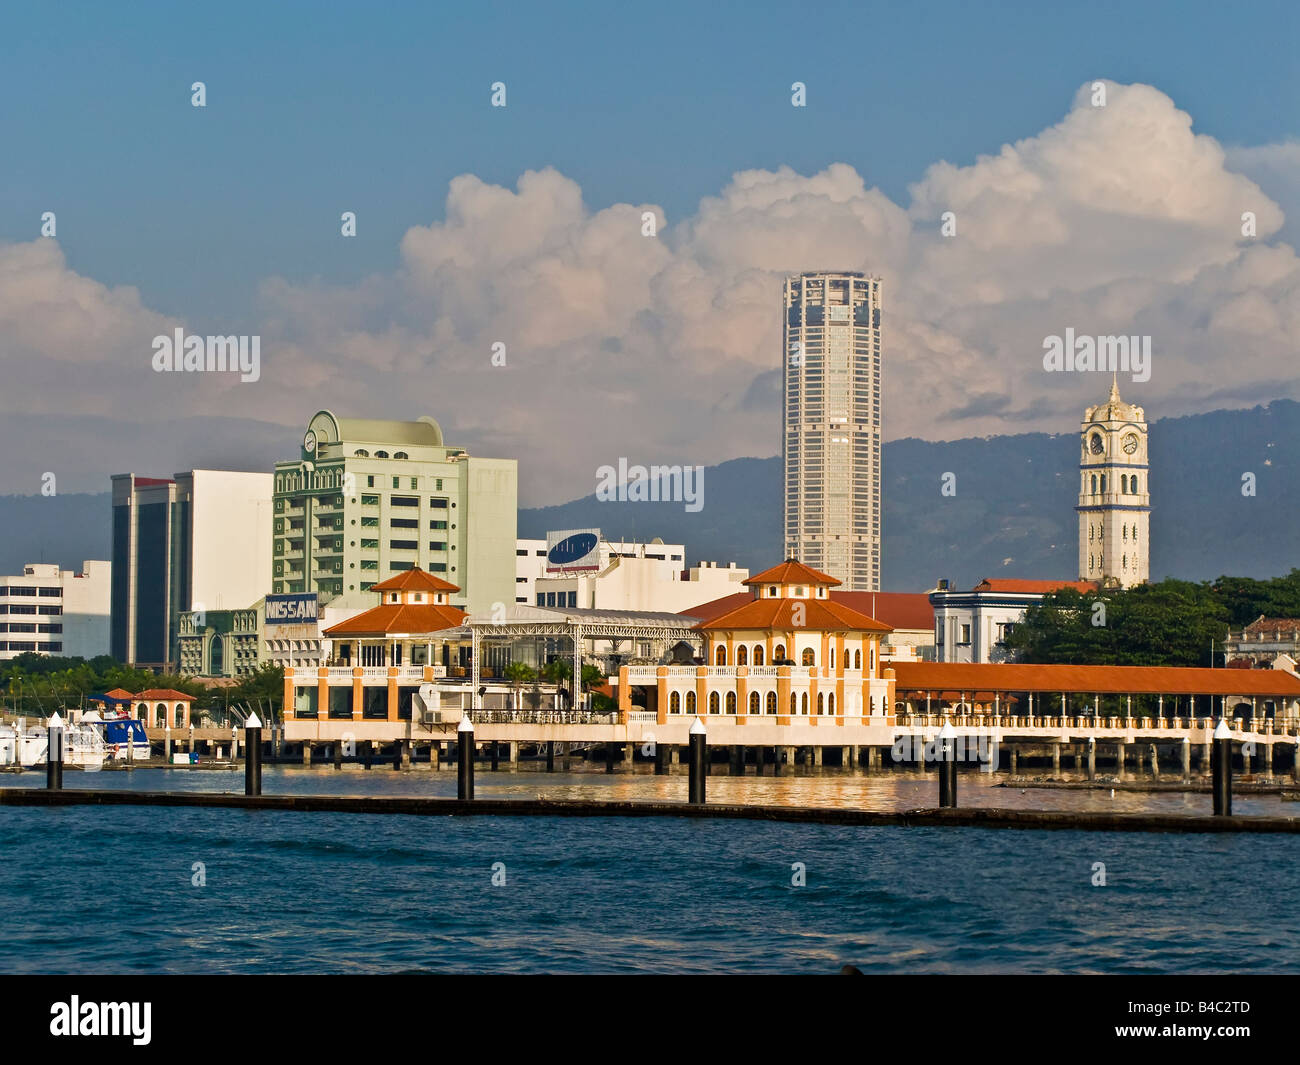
[783,272,884,591]
[273,411,517,615]
[1077,379,1150,587]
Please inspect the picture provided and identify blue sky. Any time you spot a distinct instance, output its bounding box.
[4,0,1296,328]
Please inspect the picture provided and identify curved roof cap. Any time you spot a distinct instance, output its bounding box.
[1085,379,1144,424]
[309,410,445,447]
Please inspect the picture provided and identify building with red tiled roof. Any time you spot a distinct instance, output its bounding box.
[287,568,467,722]
[930,577,1102,665]
[620,558,898,725]
[1222,615,1300,669]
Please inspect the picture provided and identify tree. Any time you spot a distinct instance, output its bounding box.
[502,661,537,708]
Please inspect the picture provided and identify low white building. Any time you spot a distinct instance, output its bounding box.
[516,531,748,613]
[929,577,1098,664]
[0,561,111,661]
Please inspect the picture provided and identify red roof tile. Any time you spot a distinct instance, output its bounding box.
[134,689,194,701]
[696,597,891,634]
[892,662,1300,697]
[371,569,460,593]
[324,603,465,636]
[834,592,933,631]
[744,559,841,588]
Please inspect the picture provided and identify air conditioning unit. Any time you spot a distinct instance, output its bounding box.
[422,710,441,725]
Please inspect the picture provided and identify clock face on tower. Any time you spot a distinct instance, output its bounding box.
[1122,433,1139,454]
[303,430,317,454]
[1089,433,1104,455]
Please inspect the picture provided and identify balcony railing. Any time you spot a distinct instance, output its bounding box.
[467,710,618,725]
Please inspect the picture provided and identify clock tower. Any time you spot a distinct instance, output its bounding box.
[1077,376,1149,588]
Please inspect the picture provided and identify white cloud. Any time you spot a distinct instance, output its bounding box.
[1,81,1297,505]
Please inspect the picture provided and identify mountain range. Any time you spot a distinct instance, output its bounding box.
[2,400,1295,592]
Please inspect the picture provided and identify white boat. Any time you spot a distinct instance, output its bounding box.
[79,710,151,762]
[0,719,106,770]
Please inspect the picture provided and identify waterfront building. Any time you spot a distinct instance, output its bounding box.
[929,578,1098,663]
[89,687,196,730]
[686,588,934,661]
[516,530,748,612]
[111,470,273,669]
[0,561,110,661]
[284,569,464,721]
[783,272,884,591]
[273,411,516,615]
[1077,378,1150,587]
[620,559,897,724]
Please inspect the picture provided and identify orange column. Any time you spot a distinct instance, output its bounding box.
[737,666,749,723]
[316,668,328,721]
[656,667,669,726]
[777,666,791,726]
[809,667,819,725]
[617,666,633,721]
[283,668,296,718]
[695,666,708,719]
[386,667,399,721]
[351,667,363,720]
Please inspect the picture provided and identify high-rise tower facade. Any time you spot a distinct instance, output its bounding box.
[783,272,883,590]
[1076,379,1150,587]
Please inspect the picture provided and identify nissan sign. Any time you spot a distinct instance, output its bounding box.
[265,592,319,628]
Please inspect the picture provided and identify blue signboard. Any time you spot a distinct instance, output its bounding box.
[265,592,319,627]
[546,529,600,572]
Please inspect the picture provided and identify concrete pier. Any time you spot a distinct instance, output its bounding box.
[1051,745,1060,777]
[729,745,744,776]
[1116,742,1127,782]
[302,743,312,767]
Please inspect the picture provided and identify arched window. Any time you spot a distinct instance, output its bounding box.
[1132,525,1138,543]
[827,693,835,715]
[375,450,389,458]
[708,692,720,714]
[766,691,777,715]
[1100,474,1106,492]
[748,691,760,714]
[726,692,736,714]
[870,645,876,671]
[669,691,681,714]
[1089,554,1094,570]
[817,692,824,714]
[1120,474,1128,493]
[800,692,809,715]
[1122,555,1128,570]
[753,645,764,665]
[774,644,786,663]
[801,648,815,666]
[354,449,369,457]
[715,645,727,666]
[736,645,748,666]
[1090,474,1097,494]
[686,691,696,714]
[156,704,167,728]
[174,703,185,728]
[789,693,798,715]
[1132,475,1139,493]
[853,649,861,670]
[393,451,409,459]
[829,647,835,668]
[1122,526,1128,541]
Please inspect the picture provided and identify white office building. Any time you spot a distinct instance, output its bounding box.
[783,272,884,590]
[0,561,111,661]
[929,578,1098,663]
[516,531,748,613]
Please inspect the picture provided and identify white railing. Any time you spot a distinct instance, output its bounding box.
[627,711,657,723]
[326,667,355,678]
[746,666,781,676]
[361,667,390,678]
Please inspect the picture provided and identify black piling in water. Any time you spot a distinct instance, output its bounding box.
[491,741,499,772]
[605,743,614,774]
[688,720,707,805]
[244,717,263,797]
[938,723,957,809]
[1212,719,1232,816]
[458,718,475,801]
[333,743,342,770]
[46,714,63,791]
[546,740,555,772]
[755,745,766,776]
[729,745,744,776]
[654,742,666,775]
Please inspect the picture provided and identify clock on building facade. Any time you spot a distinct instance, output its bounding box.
[1076,379,1150,588]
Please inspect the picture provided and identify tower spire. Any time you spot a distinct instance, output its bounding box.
[1109,369,1120,404]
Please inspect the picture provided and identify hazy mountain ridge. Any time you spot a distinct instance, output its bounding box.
[3,402,1295,592]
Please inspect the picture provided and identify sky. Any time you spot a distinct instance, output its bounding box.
[1,0,1298,505]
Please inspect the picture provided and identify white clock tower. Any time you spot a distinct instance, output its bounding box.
[1077,377,1149,588]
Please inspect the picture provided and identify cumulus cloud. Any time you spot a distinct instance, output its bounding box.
[1,80,1297,504]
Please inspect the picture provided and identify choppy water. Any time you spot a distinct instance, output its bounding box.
[1,765,1297,973]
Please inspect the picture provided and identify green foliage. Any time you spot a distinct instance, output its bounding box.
[502,661,537,687]
[0,654,205,716]
[1211,569,1300,627]
[1003,578,1239,666]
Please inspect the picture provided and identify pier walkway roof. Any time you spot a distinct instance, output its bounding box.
[892,662,1300,698]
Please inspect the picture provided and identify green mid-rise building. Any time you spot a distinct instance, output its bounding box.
[273,411,517,615]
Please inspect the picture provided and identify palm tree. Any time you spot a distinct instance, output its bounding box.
[502,661,536,710]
